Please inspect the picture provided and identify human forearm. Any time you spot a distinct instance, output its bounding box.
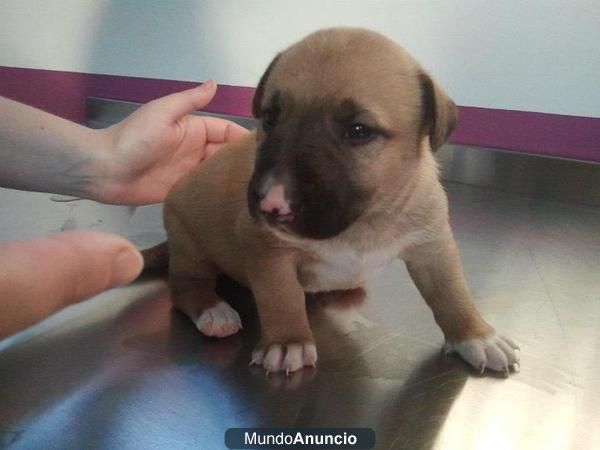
[0,96,110,199]
[0,84,248,206]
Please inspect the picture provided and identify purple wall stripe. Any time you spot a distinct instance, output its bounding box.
[1,66,598,162]
[0,66,254,122]
[453,107,600,162]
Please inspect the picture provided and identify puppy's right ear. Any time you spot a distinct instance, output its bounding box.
[252,54,281,118]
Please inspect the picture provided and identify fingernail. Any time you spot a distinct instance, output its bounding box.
[200,79,216,91]
[111,247,143,287]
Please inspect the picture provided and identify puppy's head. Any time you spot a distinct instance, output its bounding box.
[248,28,457,240]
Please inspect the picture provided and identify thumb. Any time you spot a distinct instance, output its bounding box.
[154,79,217,118]
[0,231,143,339]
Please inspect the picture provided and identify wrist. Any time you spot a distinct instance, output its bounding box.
[81,126,122,204]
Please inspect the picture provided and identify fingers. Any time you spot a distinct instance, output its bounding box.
[0,231,143,339]
[202,116,250,144]
[187,115,250,159]
[152,79,217,118]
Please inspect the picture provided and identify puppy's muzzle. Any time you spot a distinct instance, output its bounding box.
[256,184,295,224]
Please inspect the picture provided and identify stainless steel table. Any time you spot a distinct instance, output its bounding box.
[1,177,599,450]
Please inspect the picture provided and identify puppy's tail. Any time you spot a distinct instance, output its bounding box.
[140,241,169,272]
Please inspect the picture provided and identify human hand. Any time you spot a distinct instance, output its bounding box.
[0,231,143,339]
[93,80,249,205]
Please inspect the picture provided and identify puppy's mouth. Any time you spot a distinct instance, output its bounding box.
[264,211,295,225]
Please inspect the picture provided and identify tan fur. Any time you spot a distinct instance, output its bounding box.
[153,28,517,374]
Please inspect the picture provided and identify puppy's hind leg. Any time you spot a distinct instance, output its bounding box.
[170,274,242,338]
[165,207,242,338]
[168,245,241,338]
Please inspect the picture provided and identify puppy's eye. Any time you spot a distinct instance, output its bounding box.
[261,109,279,131]
[343,123,376,144]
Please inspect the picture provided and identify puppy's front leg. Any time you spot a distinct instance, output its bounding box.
[404,229,519,374]
[246,256,316,374]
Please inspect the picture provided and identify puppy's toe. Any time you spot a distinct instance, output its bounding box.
[282,344,304,373]
[446,333,520,375]
[302,343,318,367]
[252,342,318,374]
[250,347,266,366]
[263,345,284,373]
[194,301,242,338]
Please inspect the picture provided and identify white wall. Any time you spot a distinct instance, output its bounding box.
[1,0,599,118]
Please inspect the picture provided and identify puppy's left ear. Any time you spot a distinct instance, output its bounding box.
[418,72,458,151]
[252,54,281,118]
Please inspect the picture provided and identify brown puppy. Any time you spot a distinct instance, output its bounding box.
[148,28,519,375]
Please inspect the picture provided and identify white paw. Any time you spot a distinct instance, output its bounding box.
[250,343,317,374]
[194,301,242,338]
[444,334,520,375]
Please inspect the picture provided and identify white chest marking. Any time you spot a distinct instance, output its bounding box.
[300,229,429,292]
